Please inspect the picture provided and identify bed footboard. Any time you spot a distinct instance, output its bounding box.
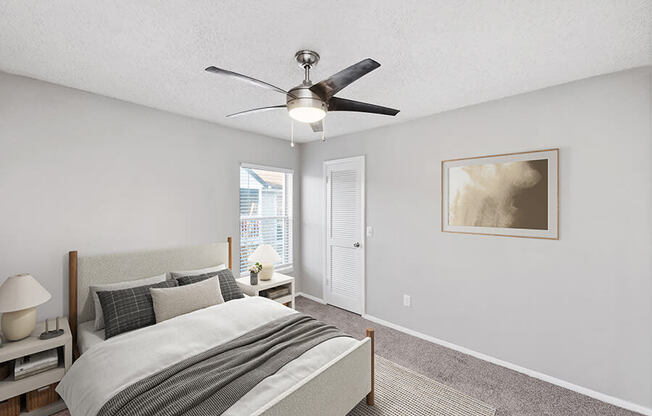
[257,330,374,416]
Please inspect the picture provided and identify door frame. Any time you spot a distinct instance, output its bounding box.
[322,155,366,315]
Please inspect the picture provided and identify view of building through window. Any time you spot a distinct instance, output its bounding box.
[239,165,293,274]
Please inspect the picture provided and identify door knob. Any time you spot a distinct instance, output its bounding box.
[353,242,360,248]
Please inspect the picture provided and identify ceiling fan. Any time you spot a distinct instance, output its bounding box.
[205,50,399,135]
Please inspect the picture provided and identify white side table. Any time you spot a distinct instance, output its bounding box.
[0,317,72,415]
[236,273,295,309]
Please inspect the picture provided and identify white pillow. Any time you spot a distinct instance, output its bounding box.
[150,276,224,323]
[90,273,166,330]
[169,264,226,279]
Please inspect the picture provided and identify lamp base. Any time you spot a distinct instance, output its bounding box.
[2,307,36,341]
[259,264,274,280]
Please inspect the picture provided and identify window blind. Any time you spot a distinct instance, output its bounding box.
[239,165,293,274]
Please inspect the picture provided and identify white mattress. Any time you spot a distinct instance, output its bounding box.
[77,321,105,354]
[59,296,359,416]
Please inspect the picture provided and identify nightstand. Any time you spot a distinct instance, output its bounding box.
[0,317,72,416]
[236,273,295,309]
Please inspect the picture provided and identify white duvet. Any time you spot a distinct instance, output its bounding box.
[57,297,358,416]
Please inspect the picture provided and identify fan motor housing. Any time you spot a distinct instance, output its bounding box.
[286,85,327,112]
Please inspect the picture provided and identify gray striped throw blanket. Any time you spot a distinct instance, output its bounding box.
[97,313,349,416]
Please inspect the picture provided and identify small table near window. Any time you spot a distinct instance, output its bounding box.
[236,273,295,309]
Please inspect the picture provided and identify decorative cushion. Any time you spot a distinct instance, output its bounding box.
[150,276,223,323]
[169,264,226,279]
[97,280,178,339]
[175,268,244,302]
[90,274,167,331]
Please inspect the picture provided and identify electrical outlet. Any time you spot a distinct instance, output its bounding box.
[403,294,411,307]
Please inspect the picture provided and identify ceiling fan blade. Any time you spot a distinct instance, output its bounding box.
[310,120,323,132]
[310,58,380,100]
[328,97,399,116]
[205,66,295,98]
[226,105,287,118]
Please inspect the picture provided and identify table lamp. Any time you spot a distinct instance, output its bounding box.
[0,274,51,341]
[248,245,282,281]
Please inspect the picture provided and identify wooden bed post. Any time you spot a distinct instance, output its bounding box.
[69,250,79,359]
[366,328,375,406]
[227,236,232,270]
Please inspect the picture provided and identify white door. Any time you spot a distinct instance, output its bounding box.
[325,156,365,314]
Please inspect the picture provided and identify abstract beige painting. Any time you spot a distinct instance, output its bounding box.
[442,149,558,239]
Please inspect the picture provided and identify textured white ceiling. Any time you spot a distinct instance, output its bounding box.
[1,1,650,142]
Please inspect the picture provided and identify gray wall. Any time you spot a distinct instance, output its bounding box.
[299,67,652,408]
[0,71,301,320]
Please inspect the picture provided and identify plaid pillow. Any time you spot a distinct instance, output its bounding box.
[175,269,244,302]
[98,280,178,339]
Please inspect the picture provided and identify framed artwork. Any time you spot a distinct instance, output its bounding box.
[441,149,558,239]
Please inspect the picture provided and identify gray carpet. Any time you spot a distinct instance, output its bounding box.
[349,355,496,416]
[296,296,643,416]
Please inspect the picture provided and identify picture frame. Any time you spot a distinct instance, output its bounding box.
[441,149,559,239]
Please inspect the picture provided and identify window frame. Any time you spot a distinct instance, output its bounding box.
[239,163,294,276]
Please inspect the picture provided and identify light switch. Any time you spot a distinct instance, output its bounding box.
[366,226,374,237]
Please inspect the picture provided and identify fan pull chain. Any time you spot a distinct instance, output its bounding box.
[290,120,295,148]
[321,118,326,142]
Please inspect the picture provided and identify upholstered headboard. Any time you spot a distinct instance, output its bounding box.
[68,238,232,354]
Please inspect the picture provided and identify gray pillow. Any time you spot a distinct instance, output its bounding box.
[169,264,226,279]
[150,276,223,323]
[97,280,178,339]
[175,268,244,301]
[90,274,167,330]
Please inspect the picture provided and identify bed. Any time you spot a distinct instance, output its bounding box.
[58,238,374,416]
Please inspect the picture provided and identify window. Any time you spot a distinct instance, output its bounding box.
[239,164,293,274]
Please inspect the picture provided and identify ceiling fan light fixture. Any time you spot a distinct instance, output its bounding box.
[287,92,327,123]
[288,106,326,123]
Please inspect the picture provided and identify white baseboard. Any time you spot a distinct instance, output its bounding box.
[361,313,651,416]
[295,292,326,304]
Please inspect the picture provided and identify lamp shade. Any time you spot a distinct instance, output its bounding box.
[248,244,282,264]
[0,274,51,313]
